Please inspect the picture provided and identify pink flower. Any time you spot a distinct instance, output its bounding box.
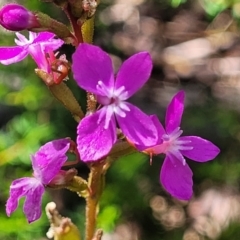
[6,139,71,223]
[72,43,158,161]
[0,31,64,73]
[0,4,38,31]
[143,91,220,200]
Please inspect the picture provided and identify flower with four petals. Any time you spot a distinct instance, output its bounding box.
[72,43,158,161]
[142,91,220,200]
[0,31,63,73]
[6,139,71,223]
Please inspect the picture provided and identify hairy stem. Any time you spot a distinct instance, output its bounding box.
[64,4,84,45]
[49,82,84,122]
[85,162,105,240]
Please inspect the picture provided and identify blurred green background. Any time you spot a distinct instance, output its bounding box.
[1,0,240,239]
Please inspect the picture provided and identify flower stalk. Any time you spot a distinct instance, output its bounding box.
[63,4,84,45]
[34,11,77,44]
[85,162,105,240]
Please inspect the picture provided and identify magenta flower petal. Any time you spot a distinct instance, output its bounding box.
[160,155,193,200]
[116,103,158,147]
[150,115,166,140]
[6,177,44,223]
[77,109,117,161]
[32,139,70,184]
[42,38,64,52]
[6,139,70,222]
[27,32,64,71]
[180,136,220,162]
[6,178,32,216]
[23,185,45,223]
[29,44,48,71]
[0,31,64,72]
[142,91,220,200]
[135,115,165,151]
[72,43,114,95]
[72,45,159,159]
[165,91,185,134]
[33,33,64,52]
[115,52,152,98]
[0,46,28,65]
[33,32,55,43]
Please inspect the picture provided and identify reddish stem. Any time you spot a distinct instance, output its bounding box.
[64,5,84,45]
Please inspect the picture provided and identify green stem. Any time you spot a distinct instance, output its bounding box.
[85,197,98,240]
[34,11,76,44]
[85,162,105,240]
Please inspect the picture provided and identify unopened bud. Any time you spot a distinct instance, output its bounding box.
[0,4,39,31]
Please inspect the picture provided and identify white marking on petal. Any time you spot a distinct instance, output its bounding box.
[114,86,125,96]
[114,86,129,101]
[160,127,192,165]
[15,32,29,44]
[97,80,113,98]
[120,91,129,100]
[176,139,193,151]
[114,106,126,118]
[169,150,186,165]
[169,127,183,140]
[177,139,191,145]
[162,134,170,141]
[104,105,114,129]
[118,101,130,112]
[14,39,24,46]
[178,146,193,151]
[29,32,38,42]
[97,108,105,124]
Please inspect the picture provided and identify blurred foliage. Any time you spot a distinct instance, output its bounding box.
[169,0,187,8]
[1,0,240,240]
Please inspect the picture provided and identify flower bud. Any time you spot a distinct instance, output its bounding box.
[0,4,39,31]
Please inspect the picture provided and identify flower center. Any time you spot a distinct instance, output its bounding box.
[161,127,193,165]
[97,81,128,101]
[97,81,130,129]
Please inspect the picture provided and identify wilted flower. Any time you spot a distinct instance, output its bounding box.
[72,43,158,161]
[0,4,39,31]
[0,31,64,73]
[143,91,220,200]
[6,139,71,223]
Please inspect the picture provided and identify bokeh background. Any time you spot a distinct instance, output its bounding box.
[1,0,240,239]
